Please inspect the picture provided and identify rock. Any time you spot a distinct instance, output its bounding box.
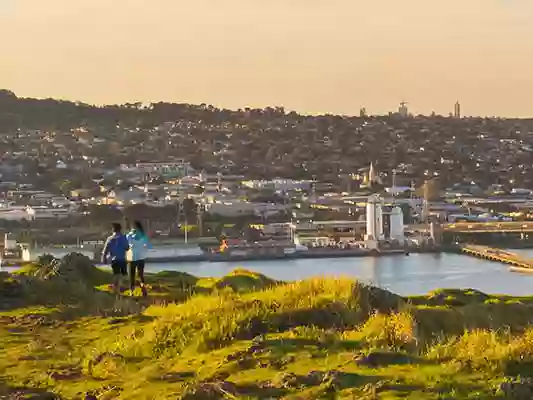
[364,285,404,314]
[499,377,533,399]
[272,372,300,388]
[354,351,412,367]
[271,371,341,389]
[181,381,237,400]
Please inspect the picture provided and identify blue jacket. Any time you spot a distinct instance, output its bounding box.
[126,230,152,261]
[102,233,129,262]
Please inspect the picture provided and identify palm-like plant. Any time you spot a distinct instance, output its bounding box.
[34,254,61,280]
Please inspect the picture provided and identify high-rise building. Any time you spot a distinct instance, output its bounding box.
[454,101,461,118]
[360,107,367,118]
[398,102,409,117]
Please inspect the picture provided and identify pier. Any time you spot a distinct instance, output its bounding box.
[445,222,533,233]
[460,244,533,273]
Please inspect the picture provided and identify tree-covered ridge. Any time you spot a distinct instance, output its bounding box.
[0,89,291,132]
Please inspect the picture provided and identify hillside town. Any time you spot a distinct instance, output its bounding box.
[2,90,533,253]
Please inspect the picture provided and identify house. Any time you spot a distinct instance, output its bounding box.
[0,206,34,221]
[107,187,147,205]
[71,188,99,199]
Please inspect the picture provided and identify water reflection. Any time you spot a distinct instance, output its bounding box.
[4,252,533,296]
[146,253,533,296]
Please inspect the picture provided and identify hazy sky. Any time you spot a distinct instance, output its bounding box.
[1,0,533,117]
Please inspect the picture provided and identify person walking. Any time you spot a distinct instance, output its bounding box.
[126,220,152,297]
[101,223,129,295]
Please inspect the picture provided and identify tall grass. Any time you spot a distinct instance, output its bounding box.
[100,278,402,359]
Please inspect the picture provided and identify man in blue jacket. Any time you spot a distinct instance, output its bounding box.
[101,223,129,294]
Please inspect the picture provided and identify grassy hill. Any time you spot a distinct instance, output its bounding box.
[2,255,533,399]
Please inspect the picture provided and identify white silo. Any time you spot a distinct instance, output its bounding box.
[4,233,17,250]
[365,195,378,240]
[376,202,384,240]
[390,206,405,241]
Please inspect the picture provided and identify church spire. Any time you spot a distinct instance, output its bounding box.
[369,162,377,184]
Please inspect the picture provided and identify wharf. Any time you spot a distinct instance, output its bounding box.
[148,248,414,263]
[2,248,417,267]
[460,244,533,272]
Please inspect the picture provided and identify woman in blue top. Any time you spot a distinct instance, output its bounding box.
[126,220,152,297]
[102,223,129,295]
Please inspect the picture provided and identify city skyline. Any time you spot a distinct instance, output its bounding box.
[1,0,533,117]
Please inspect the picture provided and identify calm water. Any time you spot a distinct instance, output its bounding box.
[5,251,533,297]
[145,251,533,297]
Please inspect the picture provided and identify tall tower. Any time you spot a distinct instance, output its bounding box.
[360,107,367,118]
[399,101,409,117]
[454,101,461,118]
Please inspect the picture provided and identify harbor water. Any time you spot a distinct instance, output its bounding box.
[5,250,533,297]
[144,251,533,297]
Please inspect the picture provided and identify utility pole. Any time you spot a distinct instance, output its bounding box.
[176,194,187,244]
[423,181,430,227]
[196,203,203,238]
[311,174,317,201]
[391,169,397,200]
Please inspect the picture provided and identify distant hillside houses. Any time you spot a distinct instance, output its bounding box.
[205,200,288,218]
[241,179,312,191]
[119,161,195,178]
[0,204,75,221]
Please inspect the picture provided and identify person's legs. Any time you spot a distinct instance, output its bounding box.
[137,260,145,285]
[119,261,127,292]
[111,261,121,294]
[129,261,137,292]
[138,260,147,297]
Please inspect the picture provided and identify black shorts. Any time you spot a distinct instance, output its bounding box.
[130,259,145,271]
[111,260,128,276]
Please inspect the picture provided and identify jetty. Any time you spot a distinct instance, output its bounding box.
[460,244,533,273]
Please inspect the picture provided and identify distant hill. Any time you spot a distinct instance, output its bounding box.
[0,89,292,132]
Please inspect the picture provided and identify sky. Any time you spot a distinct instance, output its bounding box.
[1,0,533,117]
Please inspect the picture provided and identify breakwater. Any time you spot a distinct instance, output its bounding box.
[459,244,533,273]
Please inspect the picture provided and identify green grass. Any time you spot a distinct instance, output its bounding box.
[2,261,533,399]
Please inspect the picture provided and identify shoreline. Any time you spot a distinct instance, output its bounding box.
[1,246,442,267]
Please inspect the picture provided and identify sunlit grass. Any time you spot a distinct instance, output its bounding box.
[1,264,533,399]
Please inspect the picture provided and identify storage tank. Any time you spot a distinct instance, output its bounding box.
[365,195,378,240]
[376,203,384,240]
[390,207,405,241]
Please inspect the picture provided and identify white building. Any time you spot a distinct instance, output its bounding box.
[398,102,409,117]
[29,206,73,220]
[0,205,35,221]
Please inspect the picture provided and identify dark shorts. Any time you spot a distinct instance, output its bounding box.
[111,260,128,276]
